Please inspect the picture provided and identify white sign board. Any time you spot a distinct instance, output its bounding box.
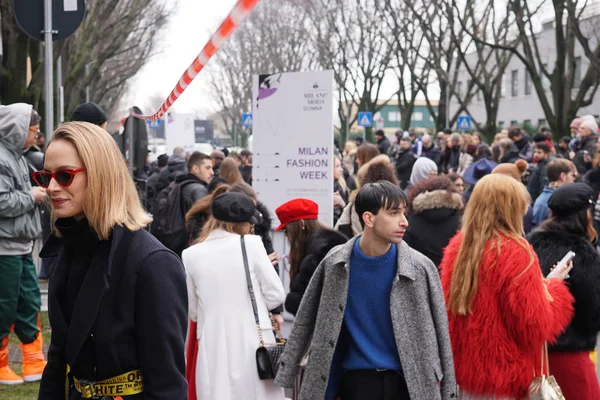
[165,113,195,156]
[252,70,334,228]
[64,0,78,11]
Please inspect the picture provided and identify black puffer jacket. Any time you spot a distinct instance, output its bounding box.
[156,155,187,192]
[528,231,600,352]
[285,229,348,315]
[404,190,462,267]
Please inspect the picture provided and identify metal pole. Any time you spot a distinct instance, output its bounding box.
[56,56,63,124]
[126,115,134,175]
[44,0,54,139]
[345,101,351,140]
[445,83,450,130]
[0,8,3,105]
[85,63,90,103]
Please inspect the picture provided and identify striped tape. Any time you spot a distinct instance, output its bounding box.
[130,0,260,121]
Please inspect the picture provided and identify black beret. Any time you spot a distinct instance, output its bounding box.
[70,102,107,126]
[548,183,594,216]
[212,192,262,224]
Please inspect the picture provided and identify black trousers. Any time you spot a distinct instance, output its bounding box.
[341,369,410,400]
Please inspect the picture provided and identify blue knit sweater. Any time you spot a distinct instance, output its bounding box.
[341,238,402,373]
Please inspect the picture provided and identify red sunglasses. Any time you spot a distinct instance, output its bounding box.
[32,168,85,188]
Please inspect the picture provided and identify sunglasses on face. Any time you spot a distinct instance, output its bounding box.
[32,168,85,188]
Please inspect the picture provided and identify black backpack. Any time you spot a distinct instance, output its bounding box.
[151,180,195,255]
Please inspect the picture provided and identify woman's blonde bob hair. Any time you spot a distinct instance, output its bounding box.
[49,122,152,239]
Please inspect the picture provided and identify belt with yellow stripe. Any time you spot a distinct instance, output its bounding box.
[67,365,144,399]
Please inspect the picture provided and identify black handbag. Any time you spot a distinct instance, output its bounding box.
[241,236,286,380]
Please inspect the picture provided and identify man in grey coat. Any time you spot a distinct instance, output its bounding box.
[275,181,456,400]
[0,103,47,385]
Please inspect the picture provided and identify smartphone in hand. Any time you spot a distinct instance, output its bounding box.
[547,251,575,280]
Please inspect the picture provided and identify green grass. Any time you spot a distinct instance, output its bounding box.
[0,311,50,399]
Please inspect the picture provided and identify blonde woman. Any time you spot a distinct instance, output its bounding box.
[183,192,285,400]
[334,155,356,225]
[342,140,358,175]
[36,122,188,399]
[439,174,574,399]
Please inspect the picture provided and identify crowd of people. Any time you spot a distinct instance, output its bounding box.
[1,99,600,400]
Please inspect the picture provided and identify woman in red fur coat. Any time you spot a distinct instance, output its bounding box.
[440,174,575,399]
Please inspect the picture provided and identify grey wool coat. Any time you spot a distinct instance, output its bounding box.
[275,236,457,400]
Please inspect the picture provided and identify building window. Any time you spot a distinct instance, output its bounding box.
[498,121,505,129]
[430,115,434,122]
[511,70,519,97]
[511,120,518,126]
[524,119,531,126]
[457,81,463,97]
[476,89,482,101]
[525,69,532,95]
[412,112,423,121]
[538,118,546,127]
[574,57,582,88]
[388,111,401,122]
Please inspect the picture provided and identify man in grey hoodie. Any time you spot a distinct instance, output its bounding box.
[0,103,48,385]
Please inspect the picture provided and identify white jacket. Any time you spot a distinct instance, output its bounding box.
[182,230,285,400]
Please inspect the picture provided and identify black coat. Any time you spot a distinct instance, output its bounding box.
[583,167,600,201]
[175,173,209,216]
[377,137,391,155]
[39,225,188,400]
[403,190,462,267]
[528,231,600,352]
[447,147,461,172]
[421,144,442,166]
[156,156,187,192]
[392,149,416,190]
[573,134,598,175]
[285,229,348,315]
[527,158,550,203]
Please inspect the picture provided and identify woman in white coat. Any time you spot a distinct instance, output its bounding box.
[183,192,286,400]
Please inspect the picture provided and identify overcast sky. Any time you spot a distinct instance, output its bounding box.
[126,0,239,117]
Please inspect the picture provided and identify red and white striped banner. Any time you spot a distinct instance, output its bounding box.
[131,0,260,121]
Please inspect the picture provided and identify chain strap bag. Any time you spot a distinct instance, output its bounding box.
[241,236,286,380]
[527,343,565,400]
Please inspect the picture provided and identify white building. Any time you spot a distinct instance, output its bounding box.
[449,17,600,132]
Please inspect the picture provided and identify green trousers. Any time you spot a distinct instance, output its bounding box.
[0,254,41,344]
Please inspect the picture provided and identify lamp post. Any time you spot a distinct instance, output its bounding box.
[43,0,54,138]
[85,62,92,103]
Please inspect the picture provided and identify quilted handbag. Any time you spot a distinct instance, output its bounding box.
[241,236,286,380]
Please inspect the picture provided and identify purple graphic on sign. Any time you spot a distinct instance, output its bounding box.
[257,74,283,101]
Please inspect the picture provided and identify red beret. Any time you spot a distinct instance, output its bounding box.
[274,198,319,231]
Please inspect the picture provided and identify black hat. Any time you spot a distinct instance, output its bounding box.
[157,154,169,167]
[375,129,385,137]
[70,102,107,126]
[463,158,498,185]
[559,136,571,145]
[212,192,262,224]
[548,183,594,216]
[354,136,364,144]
